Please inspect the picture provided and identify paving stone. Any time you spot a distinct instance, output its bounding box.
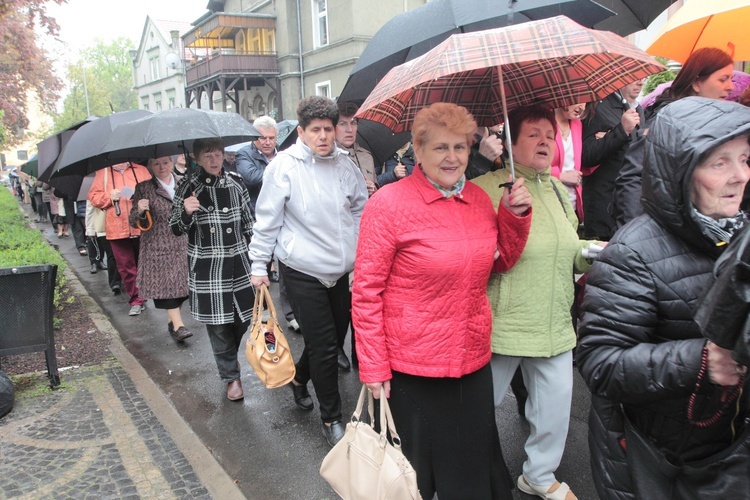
[0,366,210,498]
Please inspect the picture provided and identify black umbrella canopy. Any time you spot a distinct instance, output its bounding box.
[338,0,615,105]
[20,154,38,177]
[37,117,96,183]
[52,110,153,178]
[356,120,411,167]
[101,108,262,163]
[593,0,679,37]
[276,119,299,151]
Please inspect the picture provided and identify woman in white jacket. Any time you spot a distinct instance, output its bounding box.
[249,96,368,447]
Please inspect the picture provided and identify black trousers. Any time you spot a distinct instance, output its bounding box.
[389,365,513,500]
[205,312,250,382]
[280,262,350,423]
[88,236,120,289]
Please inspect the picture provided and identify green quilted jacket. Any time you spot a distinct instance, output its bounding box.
[472,164,594,357]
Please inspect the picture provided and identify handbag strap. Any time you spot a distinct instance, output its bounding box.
[352,384,404,449]
[252,284,280,324]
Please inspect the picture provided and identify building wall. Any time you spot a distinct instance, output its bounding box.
[131,18,188,112]
[223,0,425,119]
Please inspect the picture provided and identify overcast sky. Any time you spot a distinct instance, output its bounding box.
[45,0,208,54]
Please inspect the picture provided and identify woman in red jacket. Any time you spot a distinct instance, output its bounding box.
[352,103,532,500]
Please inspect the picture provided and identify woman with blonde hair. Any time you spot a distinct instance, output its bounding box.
[353,102,532,499]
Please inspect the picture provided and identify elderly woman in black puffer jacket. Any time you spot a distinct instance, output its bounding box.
[577,97,750,500]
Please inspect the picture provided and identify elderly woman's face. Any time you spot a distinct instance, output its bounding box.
[150,156,173,181]
[690,135,750,219]
[197,149,224,176]
[512,119,555,172]
[415,128,470,189]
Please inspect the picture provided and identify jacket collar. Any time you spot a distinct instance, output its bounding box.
[411,165,469,205]
[512,161,550,183]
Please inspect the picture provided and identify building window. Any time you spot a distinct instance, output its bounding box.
[253,94,265,118]
[141,96,150,110]
[312,0,328,48]
[315,81,331,98]
[167,89,176,109]
[154,93,163,111]
[268,92,278,119]
[149,54,160,81]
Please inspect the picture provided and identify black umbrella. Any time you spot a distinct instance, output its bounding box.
[52,110,153,178]
[694,225,750,366]
[338,0,616,105]
[276,119,299,151]
[99,108,262,166]
[20,154,38,178]
[594,0,679,37]
[356,120,411,167]
[37,117,96,183]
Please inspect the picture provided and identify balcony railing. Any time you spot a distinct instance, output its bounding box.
[186,50,278,85]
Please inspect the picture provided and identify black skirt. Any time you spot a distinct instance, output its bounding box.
[152,296,188,310]
[388,364,513,499]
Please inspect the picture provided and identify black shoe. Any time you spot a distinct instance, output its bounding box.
[112,284,122,295]
[90,264,98,274]
[337,348,351,372]
[98,261,107,270]
[322,420,346,447]
[289,381,314,411]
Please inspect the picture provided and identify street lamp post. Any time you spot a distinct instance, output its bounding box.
[54,37,90,118]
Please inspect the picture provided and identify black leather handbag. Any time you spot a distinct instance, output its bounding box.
[624,415,750,499]
[694,225,750,365]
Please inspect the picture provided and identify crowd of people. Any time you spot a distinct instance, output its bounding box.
[11,45,750,499]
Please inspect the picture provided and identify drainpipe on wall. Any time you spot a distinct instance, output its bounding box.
[296,0,305,98]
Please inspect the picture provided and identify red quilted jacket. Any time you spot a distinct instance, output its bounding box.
[352,167,530,382]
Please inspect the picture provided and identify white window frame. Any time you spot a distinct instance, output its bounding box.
[312,0,329,48]
[148,54,160,81]
[315,81,331,98]
[141,95,150,110]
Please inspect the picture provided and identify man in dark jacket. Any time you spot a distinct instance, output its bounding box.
[581,80,643,240]
[577,98,750,499]
[235,116,278,212]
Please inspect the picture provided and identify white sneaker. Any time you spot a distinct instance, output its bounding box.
[128,304,144,316]
[288,319,300,332]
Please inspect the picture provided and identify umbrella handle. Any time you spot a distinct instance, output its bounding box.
[136,210,153,232]
[498,68,516,183]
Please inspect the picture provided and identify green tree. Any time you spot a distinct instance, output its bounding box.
[643,57,676,96]
[0,0,65,149]
[52,37,138,131]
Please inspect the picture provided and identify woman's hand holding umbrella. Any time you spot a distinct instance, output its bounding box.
[501,176,531,216]
[137,198,150,215]
[184,192,201,215]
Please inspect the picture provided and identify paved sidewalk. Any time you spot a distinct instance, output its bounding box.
[0,203,244,499]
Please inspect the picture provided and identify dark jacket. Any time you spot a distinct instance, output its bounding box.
[235,143,272,211]
[377,145,415,186]
[169,169,255,325]
[611,98,671,229]
[581,92,643,240]
[577,98,750,500]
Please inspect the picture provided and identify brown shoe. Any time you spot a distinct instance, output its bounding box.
[227,379,244,401]
[171,326,193,342]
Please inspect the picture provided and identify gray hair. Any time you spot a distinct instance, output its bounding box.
[253,115,277,131]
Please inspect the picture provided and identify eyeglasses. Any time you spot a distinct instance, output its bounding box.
[337,119,358,129]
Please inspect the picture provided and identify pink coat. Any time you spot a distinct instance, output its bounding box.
[551,118,584,219]
[352,166,530,383]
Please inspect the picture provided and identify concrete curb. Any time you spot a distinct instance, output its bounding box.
[64,266,245,500]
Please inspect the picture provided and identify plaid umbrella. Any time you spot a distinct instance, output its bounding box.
[357,16,665,133]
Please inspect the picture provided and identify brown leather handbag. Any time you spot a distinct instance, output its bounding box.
[244,284,295,389]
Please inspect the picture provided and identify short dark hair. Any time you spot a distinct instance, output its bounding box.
[506,105,557,146]
[297,96,339,130]
[193,138,224,158]
[337,101,360,118]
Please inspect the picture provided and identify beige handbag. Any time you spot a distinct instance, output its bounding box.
[245,284,296,389]
[320,385,421,500]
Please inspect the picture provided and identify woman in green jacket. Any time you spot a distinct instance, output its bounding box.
[472,105,600,500]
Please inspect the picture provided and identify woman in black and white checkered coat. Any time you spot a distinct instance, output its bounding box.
[170,138,255,401]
